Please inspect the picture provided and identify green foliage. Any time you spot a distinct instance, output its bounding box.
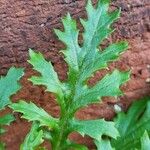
[141,131,150,150]
[11,100,58,128]
[111,97,150,150]
[0,67,24,148]
[10,0,130,149]
[0,67,24,109]
[20,122,44,150]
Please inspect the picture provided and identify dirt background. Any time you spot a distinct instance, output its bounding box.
[0,0,150,149]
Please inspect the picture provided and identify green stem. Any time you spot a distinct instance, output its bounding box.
[51,108,72,150]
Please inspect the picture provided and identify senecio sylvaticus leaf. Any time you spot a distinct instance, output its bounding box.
[10,0,130,149]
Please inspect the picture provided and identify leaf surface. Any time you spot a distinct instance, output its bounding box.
[0,67,24,109]
[141,131,150,150]
[10,100,58,129]
[20,122,44,150]
[0,114,15,125]
[72,70,130,111]
[28,50,65,109]
[54,13,81,84]
[70,119,119,141]
[112,97,150,150]
[95,139,114,150]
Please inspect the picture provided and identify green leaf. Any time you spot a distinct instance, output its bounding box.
[36,147,47,150]
[54,13,81,84]
[12,0,130,149]
[0,114,15,125]
[72,70,130,111]
[112,97,150,150]
[28,50,65,109]
[0,142,5,150]
[141,131,150,150]
[0,127,6,135]
[67,141,88,150]
[20,122,44,150]
[95,139,114,150]
[70,119,119,141]
[10,100,58,129]
[79,41,128,82]
[0,67,24,109]
[79,0,120,66]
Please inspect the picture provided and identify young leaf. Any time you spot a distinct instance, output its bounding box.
[111,97,150,150]
[20,122,44,150]
[0,67,24,109]
[79,0,121,65]
[141,131,150,150]
[0,114,15,125]
[10,100,58,129]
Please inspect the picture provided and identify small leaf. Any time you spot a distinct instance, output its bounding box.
[141,131,150,150]
[20,122,44,150]
[70,119,119,141]
[0,67,24,109]
[0,114,15,125]
[10,100,58,129]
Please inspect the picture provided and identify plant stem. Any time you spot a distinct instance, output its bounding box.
[51,108,72,150]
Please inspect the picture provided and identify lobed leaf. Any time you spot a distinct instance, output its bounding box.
[79,41,128,82]
[54,13,81,85]
[0,114,15,125]
[20,122,44,150]
[14,0,131,149]
[72,70,130,111]
[79,0,121,67]
[111,97,150,150]
[95,139,114,150]
[70,118,119,141]
[0,67,24,109]
[28,50,65,110]
[10,100,58,129]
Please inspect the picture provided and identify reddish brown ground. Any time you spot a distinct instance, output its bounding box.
[0,0,150,149]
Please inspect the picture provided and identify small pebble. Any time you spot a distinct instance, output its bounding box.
[146,78,150,83]
[147,65,150,69]
[114,104,122,113]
